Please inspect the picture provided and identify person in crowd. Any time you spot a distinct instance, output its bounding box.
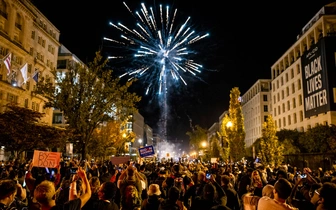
[120,184,142,210]
[34,166,91,210]
[238,167,253,198]
[221,174,241,210]
[250,170,264,197]
[141,183,164,210]
[315,182,336,210]
[153,169,168,198]
[183,171,208,209]
[81,176,101,210]
[258,178,298,210]
[85,181,119,210]
[190,183,226,210]
[118,165,144,199]
[159,186,186,210]
[0,179,18,210]
[100,165,112,184]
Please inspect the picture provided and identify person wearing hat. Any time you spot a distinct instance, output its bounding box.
[141,184,164,210]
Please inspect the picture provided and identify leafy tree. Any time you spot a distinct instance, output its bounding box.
[209,134,221,158]
[227,87,246,161]
[259,115,284,167]
[298,124,336,153]
[186,125,207,152]
[0,104,67,158]
[276,129,301,154]
[35,51,141,159]
[218,114,231,161]
[90,120,136,159]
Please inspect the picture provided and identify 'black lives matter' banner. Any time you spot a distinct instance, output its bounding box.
[301,39,330,118]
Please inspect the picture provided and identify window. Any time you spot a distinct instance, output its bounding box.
[281,77,284,86]
[273,95,276,104]
[7,93,18,103]
[282,103,285,112]
[278,105,280,115]
[277,80,279,89]
[53,113,63,124]
[283,117,286,127]
[31,31,35,39]
[293,98,296,108]
[297,64,300,74]
[263,105,268,112]
[277,93,280,102]
[291,68,294,79]
[298,79,301,90]
[281,90,284,99]
[288,115,291,125]
[274,108,276,116]
[299,111,303,121]
[263,95,267,101]
[26,81,30,90]
[24,98,28,108]
[28,64,32,73]
[298,95,303,106]
[286,87,289,96]
[287,101,290,111]
[292,83,295,94]
[293,113,297,123]
[264,115,268,122]
[278,119,281,128]
[285,73,288,82]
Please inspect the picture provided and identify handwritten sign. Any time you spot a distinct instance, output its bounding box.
[32,150,61,168]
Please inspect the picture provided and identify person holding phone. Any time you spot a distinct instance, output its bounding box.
[34,166,91,210]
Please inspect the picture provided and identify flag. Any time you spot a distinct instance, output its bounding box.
[3,52,11,75]
[20,63,28,84]
[32,71,39,83]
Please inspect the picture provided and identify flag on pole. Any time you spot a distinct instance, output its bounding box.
[32,70,39,83]
[20,63,28,84]
[3,52,11,75]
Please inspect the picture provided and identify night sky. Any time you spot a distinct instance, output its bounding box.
[32,0,336,140]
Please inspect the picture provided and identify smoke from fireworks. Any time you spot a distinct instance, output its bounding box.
[103,2,209,96]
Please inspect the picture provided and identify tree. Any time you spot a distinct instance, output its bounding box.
[35,51,141,159]
[276,129,301,154]
[89,120,136,159]
[298,124,336,153]
[186,125,207,152]
[259,115,284,167]
[227,87,246,161]
[0,104,67,158]
[209,134,221,159]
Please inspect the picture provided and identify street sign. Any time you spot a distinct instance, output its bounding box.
[138,145,155,157]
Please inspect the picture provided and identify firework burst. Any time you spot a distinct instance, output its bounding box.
[104,2,209,96]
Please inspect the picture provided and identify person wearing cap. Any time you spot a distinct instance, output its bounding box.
[141,184,164,210]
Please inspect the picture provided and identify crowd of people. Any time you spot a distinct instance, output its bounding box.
[0,157,336,210]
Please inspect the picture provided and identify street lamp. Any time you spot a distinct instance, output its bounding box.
[138,139,143,146]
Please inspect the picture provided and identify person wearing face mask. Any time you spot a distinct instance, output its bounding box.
[0,179,18,210]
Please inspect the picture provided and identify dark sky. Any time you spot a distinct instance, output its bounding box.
[32,0,335,140]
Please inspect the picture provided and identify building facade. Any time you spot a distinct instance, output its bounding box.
[0,0,60,125]
[241,79,272,147]
[271,2,336,132]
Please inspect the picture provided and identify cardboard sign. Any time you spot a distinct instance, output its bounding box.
[138,145,155,157]
[110,156,130,165]
[32,150,61,168]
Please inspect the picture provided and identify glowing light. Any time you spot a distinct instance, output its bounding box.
[104,2,209,96]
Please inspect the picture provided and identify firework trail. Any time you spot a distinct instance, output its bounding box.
[104,1,209,96]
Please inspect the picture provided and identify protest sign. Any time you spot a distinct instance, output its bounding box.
[32,150,61,168]
[138,145,155,157]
